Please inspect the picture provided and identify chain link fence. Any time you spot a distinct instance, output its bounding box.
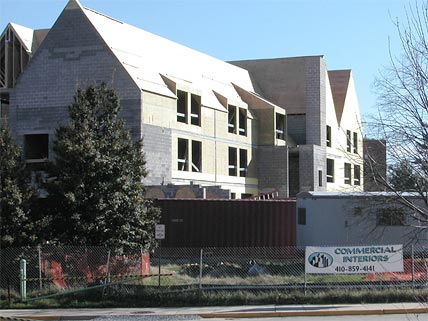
[1,245,427,302]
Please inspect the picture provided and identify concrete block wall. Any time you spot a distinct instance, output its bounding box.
[298,144,326,192]
[258,145,289,197]
[287,114,306,145]
[10,5,141,149]
[304,57,326,147]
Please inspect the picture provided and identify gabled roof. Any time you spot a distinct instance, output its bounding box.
[0,23,49,54]
[68,0,255,111]
[328,70,351,124]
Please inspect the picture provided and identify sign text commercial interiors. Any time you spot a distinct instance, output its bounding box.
[305,245,403,274]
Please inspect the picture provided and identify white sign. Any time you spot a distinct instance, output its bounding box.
[305,245,403,274]
[155,224,165,240]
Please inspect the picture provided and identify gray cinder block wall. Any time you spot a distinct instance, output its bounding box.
[8,4,172,185]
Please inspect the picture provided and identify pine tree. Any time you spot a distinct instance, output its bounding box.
[46,83,160,249]
[0,126,36,247]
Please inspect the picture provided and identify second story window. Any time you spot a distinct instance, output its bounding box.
[276,113,285,140]
[353,132,358,153]
[191,140,202,172]
[190,94,201,126]
[177,138,188,171]
[327,158,334,183]
[354,164,360,185]
[346,130,352,152]
[238,108,247,136]
[344,162,351,185]
[228,105,236,133]
[326,125,331,147]
[239,149,247,177]
[177,90,187,123]
[228,147,237,176]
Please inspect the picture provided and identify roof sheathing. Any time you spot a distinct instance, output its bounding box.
[328,70,351,124]
[77,1,255,110]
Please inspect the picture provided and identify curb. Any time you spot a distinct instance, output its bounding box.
[199,308,428,318]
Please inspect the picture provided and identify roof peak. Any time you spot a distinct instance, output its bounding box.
[65,0,83,10]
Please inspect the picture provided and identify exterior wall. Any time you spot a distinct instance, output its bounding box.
[298,145,326,193]
[296,192,428,246]
[258,146,288,197]
[9,5,141,150]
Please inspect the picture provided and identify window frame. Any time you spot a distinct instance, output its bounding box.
[176,90,188,123]
[228,105,237,134]
[276,113,285,140]
[326,125,331,147]
[191,140,202,172]
[353,132,358,154]
[346,130,352,152]
[354,164,360,185]
[238,108,247,136]
[228,147,237,176]
[239,148,248,177]
[327,158,334,183]
[190,94,201,126]
[344,162,352,185]
[177,138,189,171]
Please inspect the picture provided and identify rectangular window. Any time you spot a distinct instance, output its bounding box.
[377,208,404,226]
[191,140,202,172]
[318,170,323,187]
[239,149,247,177]
[177,138,188,171]
[276,113,285,140]
[238,108,247,136]
[190,94,201,126]
[327,158,334,183]
[346,130,352,152]
[354,164,360,185]
[24,134,49,160]
[326,125,331,147]
[353,132,358,153]
[298,208,306,225]
[228,147,237,176]
[344,162,351,185]
[177,90,187,123]
[228,105,236,133]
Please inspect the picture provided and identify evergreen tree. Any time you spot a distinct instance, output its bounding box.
[0,126,36,247]
[46,83,159,249]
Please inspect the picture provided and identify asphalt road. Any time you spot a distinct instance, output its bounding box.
[92,314,428,321]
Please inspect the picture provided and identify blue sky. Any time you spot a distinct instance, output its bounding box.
[0,0,409,120]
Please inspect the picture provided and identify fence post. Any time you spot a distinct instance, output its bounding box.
[38,245,43,290]
[158,241,162,288]
[20,258,27,301]
[411,245,415,290]
[304,270,307,295]
[199,248,203,289]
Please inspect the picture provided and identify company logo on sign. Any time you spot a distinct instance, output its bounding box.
[308,252,333,268]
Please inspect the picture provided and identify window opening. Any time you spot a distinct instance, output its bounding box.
[327,158,334,183]
[239,149,247,177]
[353,132,358,153]
[228,105,236,133]
[177,138,188,171]
[177,90,187,123]
[344,162,351,184]
[228,147,237,176]
[354,164,360,185]
[298,208,306,225]
[238,108,247,136]
[191,140,202,172]
[346,130,352,152]
[318,170,323,187]
[276,113,285,140]
[326,125,331,147]
[24,134,49,160]
[377,208,404,226]
[190,94,201,126]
